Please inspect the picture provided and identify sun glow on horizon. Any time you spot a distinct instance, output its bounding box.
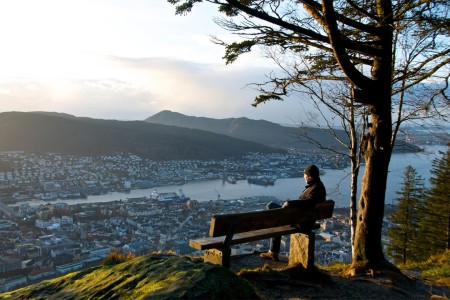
[0,1,302,124]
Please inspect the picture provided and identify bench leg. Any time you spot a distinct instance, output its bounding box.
[204,248,231,268]
[289,232,315,269]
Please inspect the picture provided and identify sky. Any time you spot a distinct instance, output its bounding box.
[0,0,310,125]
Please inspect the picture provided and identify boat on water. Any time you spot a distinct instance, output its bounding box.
[247,176,276,186]
[225,176,237,184]
[150,189,190,203]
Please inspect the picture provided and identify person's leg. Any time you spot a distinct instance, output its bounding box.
[267,202,281,253]
[269,236,281,254]
[261,202,281,261]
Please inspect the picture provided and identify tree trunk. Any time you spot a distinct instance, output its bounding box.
[348,0,396,272]
[350,158,359,257]
[348,94,360,257]
[351,98,393,270]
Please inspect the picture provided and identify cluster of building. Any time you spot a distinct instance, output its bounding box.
[0,150,349,204]
[0,149,354,292]
[0,195,353,293]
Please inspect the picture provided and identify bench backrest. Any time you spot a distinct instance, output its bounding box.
[209,200,335,237]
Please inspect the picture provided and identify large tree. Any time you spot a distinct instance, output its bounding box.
[168,0,450,273]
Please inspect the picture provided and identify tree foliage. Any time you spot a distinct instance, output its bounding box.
[387,165,425,264]
[415,145,450,261]
[169,0,450,107]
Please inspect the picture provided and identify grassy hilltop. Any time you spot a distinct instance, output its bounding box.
[0,253,257,300]
[1,251,449,299]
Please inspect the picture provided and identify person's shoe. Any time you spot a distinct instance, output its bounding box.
[260,251,279,261]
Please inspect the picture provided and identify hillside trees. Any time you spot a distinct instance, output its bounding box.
[168,0,450,273]
[415,146,450,260]
[387,165,425,264]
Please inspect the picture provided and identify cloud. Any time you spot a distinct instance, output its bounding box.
[0,54,309,124]
[106,55,305,122]
[0,1,311,124]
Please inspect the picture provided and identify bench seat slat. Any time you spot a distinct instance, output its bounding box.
[190,224,320,250]
[209,200,334,237]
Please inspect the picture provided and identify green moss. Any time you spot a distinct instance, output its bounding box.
[401,250,450,285]
[0,254,258,300]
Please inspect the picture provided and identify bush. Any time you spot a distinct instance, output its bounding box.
[102,251,136,265]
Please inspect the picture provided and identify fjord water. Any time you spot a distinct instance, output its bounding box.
[20,145,447,208]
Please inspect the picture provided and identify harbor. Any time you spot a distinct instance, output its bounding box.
[5,145,446,209]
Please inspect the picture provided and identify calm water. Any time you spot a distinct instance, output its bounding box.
[18,145,447,208]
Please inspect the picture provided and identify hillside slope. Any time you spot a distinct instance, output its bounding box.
[146,110,349,150]
[146,110,421,152]
[1,253,448,299]
[0,112,285,160]
[0,254,258,299]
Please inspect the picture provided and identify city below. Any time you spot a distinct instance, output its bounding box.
[0,150,349,204]
[0,140,445,293]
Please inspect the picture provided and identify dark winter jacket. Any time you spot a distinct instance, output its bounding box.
[284,178,326,209]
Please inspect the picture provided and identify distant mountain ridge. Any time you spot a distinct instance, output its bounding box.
[0,112,285,160]
[146,110,422,152]
[146,110,348,150]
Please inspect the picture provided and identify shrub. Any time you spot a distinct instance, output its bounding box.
[102,251,136,265]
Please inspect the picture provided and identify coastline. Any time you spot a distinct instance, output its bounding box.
[6,145,447,209]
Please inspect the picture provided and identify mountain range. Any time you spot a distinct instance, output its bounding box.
[146,110,348,150]
[146,110,422,152]
[0,111,418,160]
[0,112,284,160]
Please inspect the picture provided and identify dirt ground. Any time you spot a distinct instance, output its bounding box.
[229,252,450,300]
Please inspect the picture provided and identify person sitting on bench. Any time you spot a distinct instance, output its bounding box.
[260,164,327,261]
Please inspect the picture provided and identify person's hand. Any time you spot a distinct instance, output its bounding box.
[282,201,289,208]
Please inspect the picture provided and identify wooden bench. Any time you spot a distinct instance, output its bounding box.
[189,200,335,268]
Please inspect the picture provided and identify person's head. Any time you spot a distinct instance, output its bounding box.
[303,164,320,182]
